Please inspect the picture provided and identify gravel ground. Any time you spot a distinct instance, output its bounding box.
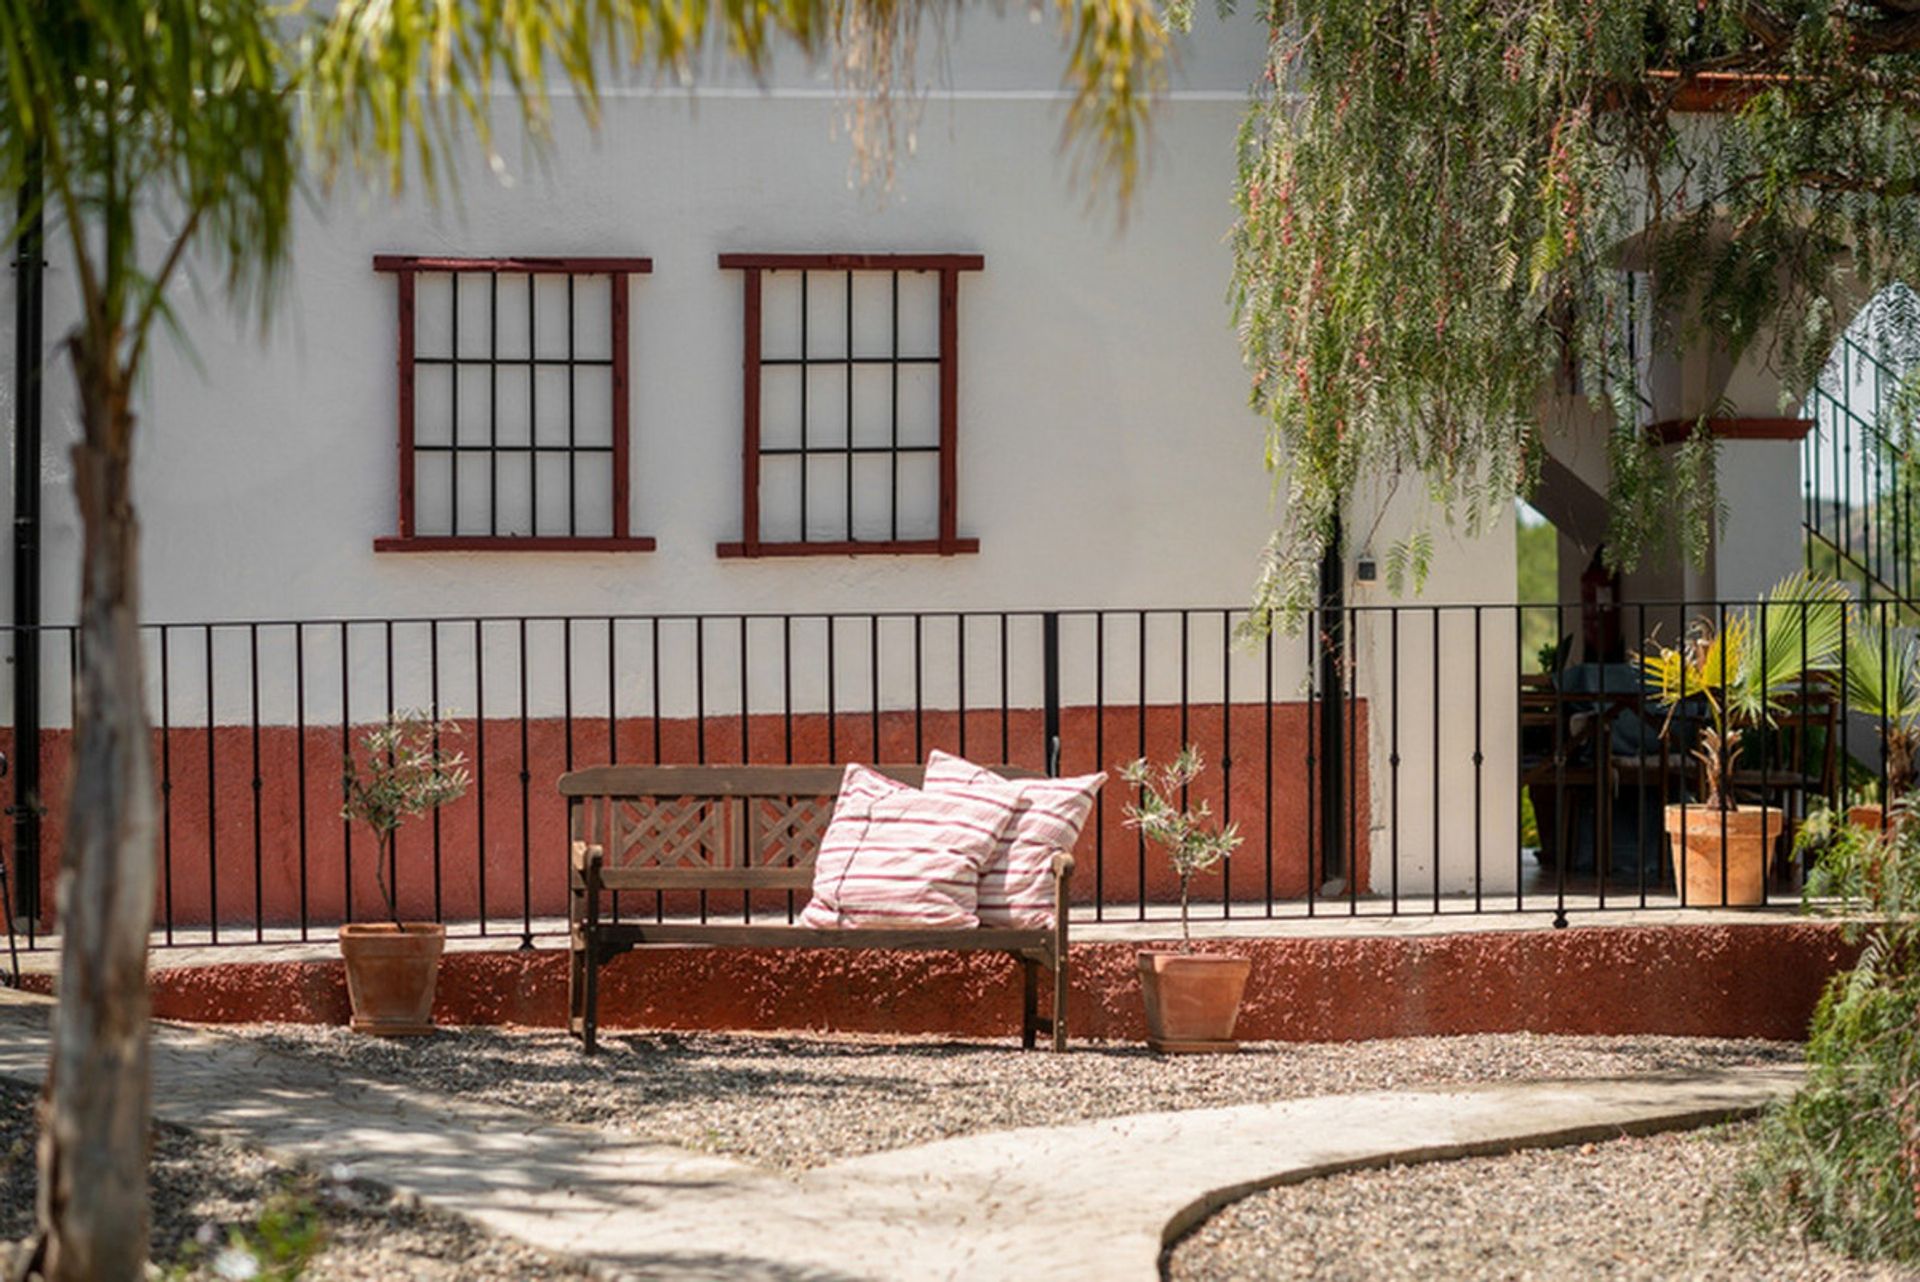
[1166,1121,1920,1282]
[0,1077,589,1280]
[227,1024,1799,1172]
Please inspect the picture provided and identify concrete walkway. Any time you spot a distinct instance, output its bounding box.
[0,988,1802,1281]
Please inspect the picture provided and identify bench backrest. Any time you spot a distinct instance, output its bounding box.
[560,763,1038,893]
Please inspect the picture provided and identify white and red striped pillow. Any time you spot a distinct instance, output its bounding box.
[799,763,1022,929]
[924,749,1106,928]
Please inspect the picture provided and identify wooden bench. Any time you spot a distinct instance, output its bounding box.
[562,764,1073,1053]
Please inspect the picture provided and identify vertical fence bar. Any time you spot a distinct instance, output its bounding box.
[1043,613,1061,777]
[519,617,534,948]
[475,618,488,935]
[340,622,353,929]
[205,624,218,942]
[249,623,263,941]
[294,625,309,939]
[160,625,174,945]
[1094,612,1106,919]
[430,620,443,923]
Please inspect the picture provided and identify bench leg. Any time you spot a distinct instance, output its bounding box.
[1020,957,1039,1051]
[582,938,600,1055]
[1051,948,1068,1052]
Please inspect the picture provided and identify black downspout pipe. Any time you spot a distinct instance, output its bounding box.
[11,154,45,925]
[1317,515,1346,888]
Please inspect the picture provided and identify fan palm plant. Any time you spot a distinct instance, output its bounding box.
[1843,621,1920,800]
[1640,572,1852,811]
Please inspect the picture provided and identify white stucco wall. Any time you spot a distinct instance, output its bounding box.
[0,15,1526,905]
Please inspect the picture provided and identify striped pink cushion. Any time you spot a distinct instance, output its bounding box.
[800,763,1022,929]
[924,750,1106,928]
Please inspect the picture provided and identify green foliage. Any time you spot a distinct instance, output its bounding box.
[1231,0,1920,632]
[341,712,469,927]
[1844,617,1920,795]
[1120,745,1242,947]
[164,1183,327,1281]
[1745,801,1920,1261]
[1638,571,1849,809]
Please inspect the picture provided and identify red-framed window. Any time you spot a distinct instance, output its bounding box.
[716,253,983,557]
[372,255,655,552]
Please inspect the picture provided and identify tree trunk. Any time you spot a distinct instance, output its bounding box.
[32,332,157,1281]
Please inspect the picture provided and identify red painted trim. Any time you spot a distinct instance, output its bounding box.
[938,267,960,549]
[374,536,657,553]
[396,272,416,538]
[611,274,631,539]
[741,268,763,556]
[716,539,980,558]
[374,255,653,275]
[1647,416,1815,445]
[718,253,985,273]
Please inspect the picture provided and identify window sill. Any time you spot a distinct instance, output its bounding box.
[374,536,657,553]
[716,539,980,559]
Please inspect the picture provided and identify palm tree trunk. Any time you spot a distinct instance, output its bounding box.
[34,333,157,1281]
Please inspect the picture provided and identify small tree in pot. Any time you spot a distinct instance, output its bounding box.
[1122,747,1246,1052]
[1640,572,1848,905]
[1841,620,1920,830]
[339,712,468,1034]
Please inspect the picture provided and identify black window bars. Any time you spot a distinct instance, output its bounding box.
[373,255,655,553]
[718,253,983,557]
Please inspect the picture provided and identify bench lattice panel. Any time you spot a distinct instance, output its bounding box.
[613,797,729,869]
[751,796,833,868]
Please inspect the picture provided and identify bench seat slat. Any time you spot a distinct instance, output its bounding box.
[587,923,1053,951]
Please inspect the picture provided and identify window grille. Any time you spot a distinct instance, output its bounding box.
[717,253,983,557]
[372,255,655,552]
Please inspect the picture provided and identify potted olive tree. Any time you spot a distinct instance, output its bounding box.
[1841,619,1920,830]
[340,712,469,1035]
[1122,747,1246,1052]
[1641,572,1848,906]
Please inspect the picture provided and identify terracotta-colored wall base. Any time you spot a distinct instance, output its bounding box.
[127,921,1855,1043]
[3,700,1371,932]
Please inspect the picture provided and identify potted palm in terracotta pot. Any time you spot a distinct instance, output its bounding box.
[1122,747,1245,1052]
[340,712,469,1035]
[1840,619,1920,831]
[1641,573,1848,906]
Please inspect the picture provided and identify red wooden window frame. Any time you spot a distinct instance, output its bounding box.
[716,253,983,558]
[371,254,656,553]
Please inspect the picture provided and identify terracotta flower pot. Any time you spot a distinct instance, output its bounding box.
[1664,807,1783,907]
[1137,950,1251,1053]
[1850,804,1897,832]
[339,922,445,1035]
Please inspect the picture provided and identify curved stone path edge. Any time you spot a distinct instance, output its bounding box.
[0,990,1802,1282]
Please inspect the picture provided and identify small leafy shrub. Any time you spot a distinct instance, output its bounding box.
[341,712,468,928]
[164,1182,326,1281]
[1119,746,1241,949]
[1744,799,1920,1260]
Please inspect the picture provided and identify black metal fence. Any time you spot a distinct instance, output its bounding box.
[0,595,1897,953]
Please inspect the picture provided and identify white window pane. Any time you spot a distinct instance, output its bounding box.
[494,273,532,361]
[573,454,615,537]
[414,452,453,535]
[758,455,803,543]
[896,364,940,449]
[573,367,614,449]
[414,366,452,447]
[533,275,572,361]
[494,366,531,448]
[453,451,492,535]
[455,366,492,446]
[804,454,850,542]
[572,275,613,362]
[805,364,849,450]
[851,365,894,448]
[494,452,533,536]
[896,452,940,541]
[454,274,493,361]
[761,366,803,451]
[851,272,894,358]
[895,271,941,359]
[414,275,453,360]
[761,272,802,362]
[534,365,571,447]
[803,271,849,360]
